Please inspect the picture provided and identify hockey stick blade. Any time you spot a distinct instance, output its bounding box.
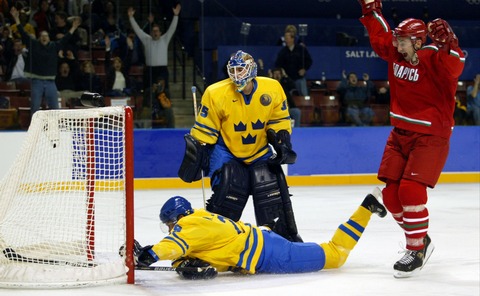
[3,248,97,268]
[135,265,207,272]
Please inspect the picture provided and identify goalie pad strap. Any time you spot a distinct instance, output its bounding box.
[178,134,208,183]
[206,161,250,221]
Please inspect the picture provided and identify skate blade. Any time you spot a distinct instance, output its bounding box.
[371,187,382,200]
[420,242,435,270]
[393,269,420,278]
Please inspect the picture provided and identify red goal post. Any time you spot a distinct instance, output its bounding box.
[0,106,135,288]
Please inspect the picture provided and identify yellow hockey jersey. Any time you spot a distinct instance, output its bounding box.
[191,77,292,164]
[151,209,264,274]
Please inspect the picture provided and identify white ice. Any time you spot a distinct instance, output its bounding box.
[1,183,479,296]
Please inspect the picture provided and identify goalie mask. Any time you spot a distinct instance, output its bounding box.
[160,196,194,224]
[227,50,258,92]
[393,18,427,47]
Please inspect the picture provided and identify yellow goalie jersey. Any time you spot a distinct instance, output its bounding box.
[191,77,292,164]
[151,209,265,274]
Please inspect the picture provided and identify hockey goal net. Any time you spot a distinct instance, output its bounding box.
[0,106,135,288]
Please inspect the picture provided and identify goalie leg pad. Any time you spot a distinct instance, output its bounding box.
[178,134,209,183]
[206,160,250,221]
[250,161,284,226]
[250,162,302,242]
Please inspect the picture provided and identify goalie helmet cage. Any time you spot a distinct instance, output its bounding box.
[0,106,135,288]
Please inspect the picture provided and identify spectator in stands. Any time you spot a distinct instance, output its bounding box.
[467,74,480,125]
[143,76,175,128]
[9,8,35,39]
[50,11,81,54]
[256,58,267,77]
[0,0,9,27]
[56,51,78,91]
[79,2,101,37]
[55,53,82,105]
[271,67,301,127]
[12,6,81,115]
[77,60,103,94]
[26,0,39,28]
[336,71,375,126]
[0,26,12,72]
[96,0,126,54]
[125,28,145,66]
[50,0,68,14]
[5,39,27,82]
[275,24,313,96]
[68,0,89,17]
[453,95,469,126]
[375,84,390,105]
[104,35,135,97]
[1,32,15,76]
[32,0,54,38]
[127,3,181,93]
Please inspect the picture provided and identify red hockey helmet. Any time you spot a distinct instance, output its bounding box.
[394,18,427,44]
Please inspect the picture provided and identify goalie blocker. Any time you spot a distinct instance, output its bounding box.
[178,134,209,183]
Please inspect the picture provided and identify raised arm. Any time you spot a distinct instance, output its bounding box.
[10,7,33,45]
[127,7,151,43]
[163,3,181,41]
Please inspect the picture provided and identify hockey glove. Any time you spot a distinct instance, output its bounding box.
[178,134,210,183]
[134,242,158,267]
[427,18,458,52]
[172,258,218,280]
[358,0,382,16]
[267,129,297,165]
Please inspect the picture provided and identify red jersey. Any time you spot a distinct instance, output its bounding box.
[360,12,465,138]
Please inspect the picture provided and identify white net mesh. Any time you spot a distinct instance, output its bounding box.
[0,107,132,288]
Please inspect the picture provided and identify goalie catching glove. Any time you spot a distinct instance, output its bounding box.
[267,129,297,165]
[427,18,458,52]
[172,258,218,280]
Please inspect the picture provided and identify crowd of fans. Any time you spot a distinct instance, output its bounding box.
[0,0,176,128]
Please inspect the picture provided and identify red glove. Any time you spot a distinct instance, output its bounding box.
[427,18,458,51]
[358,0,382,16]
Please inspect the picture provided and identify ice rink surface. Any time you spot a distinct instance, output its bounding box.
[1,183,478,296]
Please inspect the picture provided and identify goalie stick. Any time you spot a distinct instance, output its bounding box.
[3,248,212,273]
[135,265,210,272]
[3,248,97,268]
[191,85,207,208]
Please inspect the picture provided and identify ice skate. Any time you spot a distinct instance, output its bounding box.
[361,187,387,218]
[393,234,434,278]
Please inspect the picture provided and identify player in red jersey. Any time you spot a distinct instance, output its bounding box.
[356,0,465,278]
